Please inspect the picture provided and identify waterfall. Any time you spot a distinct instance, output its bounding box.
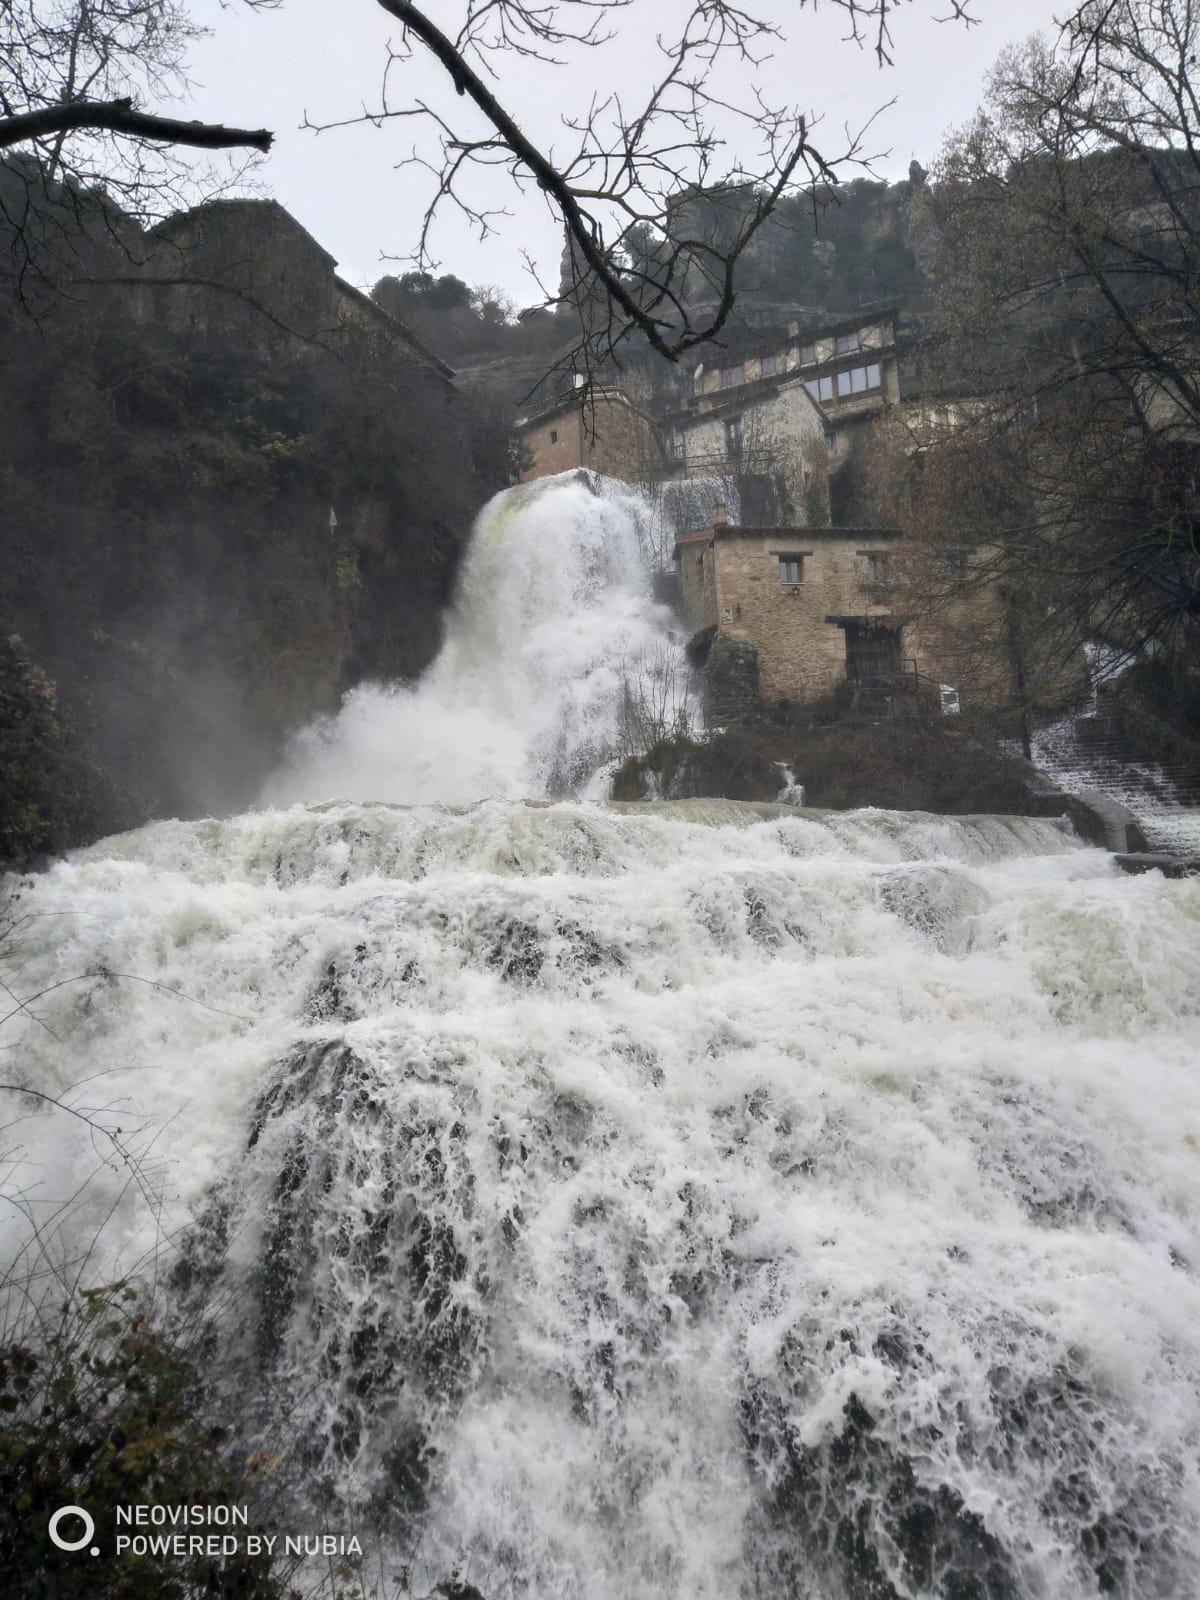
[5,477,1200,1599]
[267,471,694,806]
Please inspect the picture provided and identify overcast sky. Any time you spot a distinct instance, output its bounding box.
[177,0,1065,305]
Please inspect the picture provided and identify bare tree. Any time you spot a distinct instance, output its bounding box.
[0,3,272,159]
[906,0,1200,697]
[3,2,982,359]
[305,0,979,383]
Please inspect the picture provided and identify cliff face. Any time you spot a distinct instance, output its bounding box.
[719,174,928,312]
[0,271,507,866]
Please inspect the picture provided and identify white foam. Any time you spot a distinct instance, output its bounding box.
[266,473,694,806]
[4,800,1198,1597]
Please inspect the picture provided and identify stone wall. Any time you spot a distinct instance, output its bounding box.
[674,376,830,526]
[704,636,761,723]
[711,527,904,701]
[121,199,452,381]
[676,530,718,633]
[517,391,667,484]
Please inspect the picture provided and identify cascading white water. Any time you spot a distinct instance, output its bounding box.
[267,471,694,805]
[5,478,1200,1599]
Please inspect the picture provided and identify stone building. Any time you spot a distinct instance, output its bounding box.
[675,507,921,710]
[684,308,901,421]
[515,386,669,484]
[505,301,1027,715]
[666,368,832,526]
[661,309,903,527]
[674,505,1040,716]
[130,199,454,381]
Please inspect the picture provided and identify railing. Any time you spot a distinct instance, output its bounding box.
[846,658,940,718]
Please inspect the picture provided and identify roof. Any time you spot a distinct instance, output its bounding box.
[667,367,831,429]
[715,523,903,539]
[672,522,901,556]
[332,276,456,382]
[514,385,650,431]
[151,198,338,266]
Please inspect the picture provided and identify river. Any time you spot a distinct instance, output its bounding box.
[6,474,1200,1598]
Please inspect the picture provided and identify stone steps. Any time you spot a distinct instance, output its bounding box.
[1017,709,1200,857]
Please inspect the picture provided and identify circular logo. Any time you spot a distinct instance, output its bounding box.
[48,1506,97,1554]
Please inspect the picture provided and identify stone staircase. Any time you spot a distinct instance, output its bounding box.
[1020,709,1200,857]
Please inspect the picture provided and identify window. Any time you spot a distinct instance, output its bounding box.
[834,362,884,400]
[723,364,744,387]
[805,375,834,403]
[761,352,778,377]
[799,342,817,366]
[778,553,806,586]
[724,416,743,457]
[836,331,862,355]
[862,551,889,584]
[549,429,559,444]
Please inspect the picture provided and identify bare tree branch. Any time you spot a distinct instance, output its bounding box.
[294,0,979,383]
[0,95,272,153]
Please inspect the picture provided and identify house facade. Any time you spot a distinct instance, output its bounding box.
[515,387,668,484]
[675,509,915,704]
[663,309,904,526]
[674,507,1027,715]
[686,309,901,422]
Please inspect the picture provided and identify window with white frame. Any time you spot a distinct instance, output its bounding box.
[804,374,835,403]
[835,330,862,354]
[835,362,883,399]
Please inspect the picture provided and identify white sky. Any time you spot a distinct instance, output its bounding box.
[175,0,1066,305]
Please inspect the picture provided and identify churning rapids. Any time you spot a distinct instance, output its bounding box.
[5,474,1200,1599]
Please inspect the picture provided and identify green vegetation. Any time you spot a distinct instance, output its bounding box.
[0,635,123,867]
[372,273,566,363]
[0,1286,299,1600]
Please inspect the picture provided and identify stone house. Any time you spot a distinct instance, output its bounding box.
[675,508,918,711]
[515,386,669,484]
[666,369,833,526]
[686,309,901,421]
[662,309,903,528]
[671,505,1027,716]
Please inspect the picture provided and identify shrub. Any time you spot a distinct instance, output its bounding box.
[0,635,119,870]
[0,1285,298,1600]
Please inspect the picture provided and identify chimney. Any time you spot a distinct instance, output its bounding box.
[713,502,729,528]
